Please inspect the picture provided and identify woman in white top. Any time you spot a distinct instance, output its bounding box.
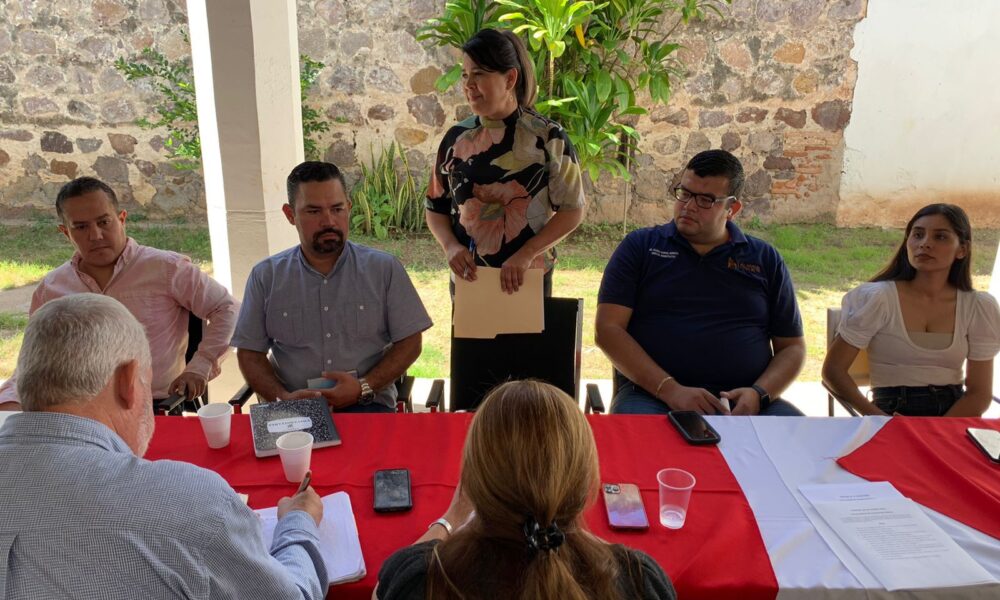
[822,204,1000,416]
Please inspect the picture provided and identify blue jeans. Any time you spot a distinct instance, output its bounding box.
[872,384,962,416]
[609,381,803,416]
[334,402,395,414]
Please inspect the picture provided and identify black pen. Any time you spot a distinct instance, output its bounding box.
[296,470,312,494]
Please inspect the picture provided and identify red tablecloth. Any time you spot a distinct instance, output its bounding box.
[147,414,777,600]
[838,417,1000,540]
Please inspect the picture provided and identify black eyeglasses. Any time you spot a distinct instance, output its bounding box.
[671,186,734,209]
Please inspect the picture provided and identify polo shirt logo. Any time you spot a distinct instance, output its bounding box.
[728,257,762,274]
[649,248,678,259]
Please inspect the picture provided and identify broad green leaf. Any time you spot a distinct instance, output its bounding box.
[595,69,612,102]
[435,63,463,92]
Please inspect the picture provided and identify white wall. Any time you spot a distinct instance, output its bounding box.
[839,0,1000,227]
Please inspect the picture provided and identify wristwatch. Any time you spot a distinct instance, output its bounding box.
[358,377,376,405]
[750,384,771,411]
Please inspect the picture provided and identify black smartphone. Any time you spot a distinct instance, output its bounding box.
[374,468,413,512]
[668,411,721,445]
[967,428,1000,463]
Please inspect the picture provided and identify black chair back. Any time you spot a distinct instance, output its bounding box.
[449,297,583,411]
[185,311,202,364]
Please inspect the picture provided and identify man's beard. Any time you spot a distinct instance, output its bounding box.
[312,228,345,255]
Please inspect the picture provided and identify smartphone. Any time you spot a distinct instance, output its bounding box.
[967,428,1000,463]
[603,483,649,530]
[373,468,413,512]
[668,411,721,445]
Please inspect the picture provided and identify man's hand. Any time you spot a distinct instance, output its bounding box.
[721,387,760,416]
[313,371,363,410]
[169,371,208,399]
[446,241,477,281]
[661,383,730,415]
[277,486,323,526]
[0,401,21,412]
[500,249,533,294]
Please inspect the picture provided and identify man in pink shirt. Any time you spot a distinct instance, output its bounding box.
[0,177,239,411]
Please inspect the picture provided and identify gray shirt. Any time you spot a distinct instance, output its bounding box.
[0,412,328,599]
[231,242,433,409]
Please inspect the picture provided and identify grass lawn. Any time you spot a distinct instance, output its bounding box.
[1,221,997,383]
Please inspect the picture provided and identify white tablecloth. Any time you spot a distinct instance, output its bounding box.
[707,416,1000,599]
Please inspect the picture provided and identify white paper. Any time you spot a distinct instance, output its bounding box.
[800,483,995,591]
[256,491,366,586]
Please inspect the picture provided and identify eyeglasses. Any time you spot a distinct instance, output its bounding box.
[671,186,734,210]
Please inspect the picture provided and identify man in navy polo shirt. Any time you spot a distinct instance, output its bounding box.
[595,150,805,416]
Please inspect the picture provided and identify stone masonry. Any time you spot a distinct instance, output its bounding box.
[0,0,869,225]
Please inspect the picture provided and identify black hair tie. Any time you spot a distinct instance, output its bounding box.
[523,516,565,553]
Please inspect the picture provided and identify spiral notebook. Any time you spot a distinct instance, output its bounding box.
[248,397,341,457]
[256,491,366,586]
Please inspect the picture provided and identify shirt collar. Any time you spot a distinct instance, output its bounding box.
[70,237,138,279]
[479,106,521,129]
[661,220,748,246]
[0,411,134,456]
[295,241,354,279]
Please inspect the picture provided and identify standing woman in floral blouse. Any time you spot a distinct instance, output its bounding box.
[425,28,586,296]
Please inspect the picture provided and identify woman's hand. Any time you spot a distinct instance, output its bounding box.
[500,249,534,294]
[446,242,477,281]
[443,483,476,531]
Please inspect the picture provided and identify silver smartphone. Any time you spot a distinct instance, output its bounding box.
[967,428,1000,463]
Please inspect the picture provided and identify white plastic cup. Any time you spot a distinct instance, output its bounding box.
[196,403,233,449]
[657,468,696,529]
[276,431,314,483]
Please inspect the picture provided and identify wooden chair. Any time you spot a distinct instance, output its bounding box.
[823,308,869,417]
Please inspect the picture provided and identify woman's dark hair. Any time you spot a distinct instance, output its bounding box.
[462,28,537,109]
[871,203,974,291]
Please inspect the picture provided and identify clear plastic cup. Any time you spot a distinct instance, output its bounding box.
[196,403,233,449]
[657,468,696,529]
[276,431,314,483]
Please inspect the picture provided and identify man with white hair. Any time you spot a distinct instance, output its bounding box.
[0,294,328,599]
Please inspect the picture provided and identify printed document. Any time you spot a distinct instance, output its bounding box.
[800,482,995,591]
[257,491,366,585]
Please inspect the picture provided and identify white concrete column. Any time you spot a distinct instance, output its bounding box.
[187,0,302,298]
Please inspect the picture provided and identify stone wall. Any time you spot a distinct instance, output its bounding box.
[0,0,202,219]
[0,0,868,225]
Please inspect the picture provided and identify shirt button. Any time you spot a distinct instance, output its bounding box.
[323,280,328,285]
[326,359,332,364]
[323,306,329,311]
[360,304,364,310]
[326,333,331,338]
[283,312,287,317]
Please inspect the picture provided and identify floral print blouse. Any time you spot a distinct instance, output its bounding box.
[426,107,585,271]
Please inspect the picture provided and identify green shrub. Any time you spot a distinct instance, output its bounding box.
[351,143,425,239]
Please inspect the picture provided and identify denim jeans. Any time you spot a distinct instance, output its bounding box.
[872,384,963,416]
[610,381,803,416]
[335,402,396,414]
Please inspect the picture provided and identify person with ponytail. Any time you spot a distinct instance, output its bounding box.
[425,29,586,297]
[822,204,1000,416]
[374,380,675,599]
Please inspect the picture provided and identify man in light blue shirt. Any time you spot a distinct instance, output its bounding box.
[0,294,328,599]
[232,161,433,412]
